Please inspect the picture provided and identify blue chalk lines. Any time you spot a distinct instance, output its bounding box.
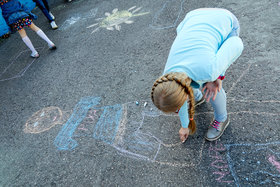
[92,105,122,144]
[54,97,102,150]
[51,97,205,167]
[225,142,280,186]
[27,95,280,179]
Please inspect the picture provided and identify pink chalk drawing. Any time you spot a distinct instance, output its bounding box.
[208,141,234,183]
[268,155,280,173]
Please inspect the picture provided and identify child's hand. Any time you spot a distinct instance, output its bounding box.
[202,79,222,102]
[179,127,190,143]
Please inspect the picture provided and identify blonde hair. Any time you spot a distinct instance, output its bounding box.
[151,72,196,134]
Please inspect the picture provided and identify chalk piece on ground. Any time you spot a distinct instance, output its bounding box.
[144,102,147,107]
[135,101,139,105]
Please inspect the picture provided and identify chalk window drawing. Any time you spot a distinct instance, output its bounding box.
[87,6,149,33]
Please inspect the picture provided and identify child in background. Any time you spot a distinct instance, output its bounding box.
[0,0,56,57]
[33,0,58,29]
[151,8,244,142]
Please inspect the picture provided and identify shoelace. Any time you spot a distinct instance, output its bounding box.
[211,120,220,130]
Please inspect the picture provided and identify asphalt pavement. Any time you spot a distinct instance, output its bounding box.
[0,0,280,186]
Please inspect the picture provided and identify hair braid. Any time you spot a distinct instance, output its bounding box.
[151,74,170,103]
[185,86,196,134]
[151,72,197,134]
[170,74,196,134]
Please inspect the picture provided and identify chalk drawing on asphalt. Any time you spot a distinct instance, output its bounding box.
[24,107,65,134]
[25,97,205,167]
[149,0,185,30]
[87,6,149,33]
[225,142,280,186]
[0,47,43,81]
[208,141,234,184]
[59,8,98,30]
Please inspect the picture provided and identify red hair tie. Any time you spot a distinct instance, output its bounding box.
[189,118,193,120]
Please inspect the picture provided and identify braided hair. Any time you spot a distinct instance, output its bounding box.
[151,72,196,134]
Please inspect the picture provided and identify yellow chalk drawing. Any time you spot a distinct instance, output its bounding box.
[87,6,149,33]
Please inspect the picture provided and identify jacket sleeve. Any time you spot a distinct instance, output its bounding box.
[212,36,244,81]
[0,8,10,37]
[178,101,189,128]
[18,0,36,12]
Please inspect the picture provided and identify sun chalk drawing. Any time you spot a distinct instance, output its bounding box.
[150,0,185,30]
[59,8,98,30]
[87,6,149,33]
[0,47,43,81]
[25,96,205,167]
[225,142,280,186]
[208,141,234,183]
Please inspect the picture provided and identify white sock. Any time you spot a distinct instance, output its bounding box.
[36,29,54,47]
[22,36,38,55]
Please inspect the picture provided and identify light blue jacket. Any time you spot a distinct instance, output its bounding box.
[0,0,36,36]
[163,9,244,128]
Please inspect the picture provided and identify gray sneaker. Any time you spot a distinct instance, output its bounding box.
[205,118,230,141]
[195,97,205,107]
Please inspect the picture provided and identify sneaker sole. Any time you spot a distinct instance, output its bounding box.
[205,118,230,141]
[31,53,40,58]
[49,46,57,50]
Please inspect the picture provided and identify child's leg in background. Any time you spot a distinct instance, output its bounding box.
[42,0,50,12]
[192,88,203,101]
[29,23,55,47]
[18,28,38,56]
[35,0,54,22]
[209,87,227,122]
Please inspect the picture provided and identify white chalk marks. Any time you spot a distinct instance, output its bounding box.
[87,6,149,33]
[0,47,43,81]
[150,0,185,30]
[59,8,98,30]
